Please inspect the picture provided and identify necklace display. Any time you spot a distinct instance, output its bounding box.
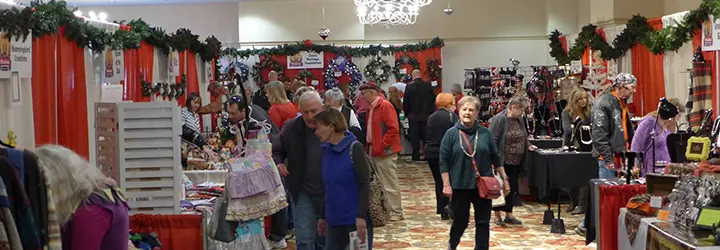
[551,117,562,136]
[526,115,536,136]
[535,106,547,126]
[579,125,592,145]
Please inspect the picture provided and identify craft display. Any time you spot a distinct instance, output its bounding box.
[393,56,420,82]
[141,74,188,100]
[364,56,392,83]
[667,174,720,229]
[686,136,712,162]
[426,58,442,81]
[323,56,363,90]
[252,57,284,85]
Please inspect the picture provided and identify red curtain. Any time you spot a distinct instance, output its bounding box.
[598,184,647,250]
[130,214,203,250]
[176,51,187,105]
[185,53,200,103]
[692,30,718,112]
[632,18,666,116]
[31,35,58,146]
[559,36,568,52]
[137,41,155,103]
[394,48,443,94]
[56,28,90,159]
[123,49,141,101]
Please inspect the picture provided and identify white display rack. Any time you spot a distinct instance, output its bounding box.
[95,102,182,215]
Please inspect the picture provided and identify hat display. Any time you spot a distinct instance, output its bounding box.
[658,98,679,120]
[614,73,637,86]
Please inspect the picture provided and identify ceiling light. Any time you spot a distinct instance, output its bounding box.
[73,10,83,17]
[98,12,108,21]
[355,0,432,26]
[88,11,97,20]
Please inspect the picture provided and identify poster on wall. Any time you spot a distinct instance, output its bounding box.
[287,51,324,69]
[702,15,720,51]
[0,32,32,79]
[204,61,212,82]
[103,49,124,83]
[168,51,180,77]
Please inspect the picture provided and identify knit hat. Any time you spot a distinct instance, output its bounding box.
[613,73,637,86]
[358,82,379,91]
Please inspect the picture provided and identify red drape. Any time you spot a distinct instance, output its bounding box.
[123,49,140,102]
[130,214,203,250]
[394,48,443,94]
[559,36,568,52]
[632,18,667,115]
[56,28,90,159]
[598,184,647,250]
[692,30,718,112]
[31,35,58,146]
[176,51,187,105]
[185,53,200,103]
[137,41,155,103]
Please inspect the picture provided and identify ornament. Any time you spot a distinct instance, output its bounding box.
[443,5,454,15]
[318,27,331,40]
[303,39,313,48]
[30,8,36,13]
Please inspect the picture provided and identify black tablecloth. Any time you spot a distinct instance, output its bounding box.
[527,150,599,201]
[529,139,563,149]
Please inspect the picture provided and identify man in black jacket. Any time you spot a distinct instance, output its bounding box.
[272,90,326,250]
[403,69,436,161]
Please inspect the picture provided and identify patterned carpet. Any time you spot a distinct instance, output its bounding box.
[287,157,597,249]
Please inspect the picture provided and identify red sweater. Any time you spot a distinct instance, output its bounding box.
[269,102,300,129]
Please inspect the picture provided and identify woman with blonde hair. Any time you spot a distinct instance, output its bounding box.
[266,80,300,129]
[33,145,129,250]
[631,98,684,176]
[561,89,592,214]
[424,93,458,220]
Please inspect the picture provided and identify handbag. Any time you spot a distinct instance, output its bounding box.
[459,131,502,200]
[491,169,506,207]
[207,192,239,243]
[351,141,391,227]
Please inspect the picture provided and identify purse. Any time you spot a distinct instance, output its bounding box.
[459,131,503,200]
[207,192,239,243]
[351,141,391,227]
[491,169,506,207]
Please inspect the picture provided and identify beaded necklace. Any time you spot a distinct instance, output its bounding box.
[458,129,479,158]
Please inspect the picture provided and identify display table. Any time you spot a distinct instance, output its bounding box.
[529,138,563,149]
[585,182,646,250]
[527,150,598,201]
[618,208,717,249]
[183,170,227,185]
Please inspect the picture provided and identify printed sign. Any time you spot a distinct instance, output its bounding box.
[702,16,720,51]
[11,72,19,105]
[169,51,180,77]
[204,61,213,82]
[287,51,324,69]
[103,49,124,83]
[0,32,33,79]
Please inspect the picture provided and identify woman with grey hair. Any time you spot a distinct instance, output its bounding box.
[440,96,507,249]
[488,96,537,226]
[33,145,129,250]
[325,87,361,129]
[293,86,316,104]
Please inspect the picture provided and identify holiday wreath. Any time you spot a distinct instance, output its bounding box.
[393,56,420,82]
[324,56,363,91]
[251,57,284,86]
[295,70,317,81]
[364,57,392,83]
[426,58,442,81]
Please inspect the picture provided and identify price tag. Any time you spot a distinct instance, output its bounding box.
[400,68,407,74]
[431,81,438,87]
[311,80,319,86]
[334,71,342,77]
[650,196,662,208]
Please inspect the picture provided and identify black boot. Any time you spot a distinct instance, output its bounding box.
[565,188,577,212]
[572,186,588,215]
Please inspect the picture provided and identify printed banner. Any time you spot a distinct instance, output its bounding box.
[169,50,180,77]
[287,51,324,69]
[0,32,32,79]
[204,61,213,82]
[103,48,124,83]
[702,15,720,51]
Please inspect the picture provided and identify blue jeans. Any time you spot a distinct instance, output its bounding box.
[581,160,619,227]
[324,218,373,250]
[294,192,326,250]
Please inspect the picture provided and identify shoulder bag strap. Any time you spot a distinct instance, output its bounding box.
[459,131,480,177]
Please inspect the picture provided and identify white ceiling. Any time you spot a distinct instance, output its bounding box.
[58,0,343,7]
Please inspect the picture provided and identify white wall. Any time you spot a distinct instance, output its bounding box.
[78,3,239,44]
[663,0,702,15]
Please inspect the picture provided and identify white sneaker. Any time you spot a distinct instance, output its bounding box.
[269,239,287,249]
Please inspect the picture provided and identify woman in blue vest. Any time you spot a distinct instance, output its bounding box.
[313,108,373,250]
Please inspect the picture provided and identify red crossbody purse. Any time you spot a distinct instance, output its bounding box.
[460,131,503,199]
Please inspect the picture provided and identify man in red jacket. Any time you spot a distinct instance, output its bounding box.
[359,82,404,221]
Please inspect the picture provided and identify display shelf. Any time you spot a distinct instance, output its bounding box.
[95,102,182,215]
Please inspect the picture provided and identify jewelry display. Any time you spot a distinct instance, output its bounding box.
[551,117,562,136]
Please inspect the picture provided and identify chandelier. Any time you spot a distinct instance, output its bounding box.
[355,0,432,26]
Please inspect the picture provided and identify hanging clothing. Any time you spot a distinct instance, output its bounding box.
[689,61,712,130]
[0,156,40,249]
[0,176,22,250]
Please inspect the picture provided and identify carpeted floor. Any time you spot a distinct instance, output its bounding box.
[286,157,597,249]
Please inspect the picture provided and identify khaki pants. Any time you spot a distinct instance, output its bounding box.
[372,153,403,216]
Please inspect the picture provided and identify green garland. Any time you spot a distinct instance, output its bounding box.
[393,56,420,82]
[0,1,221,61]
[222,37,445,58]
[363,56,392,83]
[426,58,441,81]
[294,70,316,81]
[251,57,284,85]
[549,0,720,65]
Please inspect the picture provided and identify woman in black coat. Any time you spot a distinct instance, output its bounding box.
[423,93,458,220]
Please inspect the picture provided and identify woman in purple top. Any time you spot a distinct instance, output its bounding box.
[33,145,129,250]
[630,98,684,176]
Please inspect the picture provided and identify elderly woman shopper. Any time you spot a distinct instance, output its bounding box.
[313,108,373,249]
[488,96,537,226]
[325,87,361,129]
[424,93,458,220]
[33,145,129,250]
[440,96,508,249]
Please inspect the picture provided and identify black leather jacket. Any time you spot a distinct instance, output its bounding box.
[590,92,635,163]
